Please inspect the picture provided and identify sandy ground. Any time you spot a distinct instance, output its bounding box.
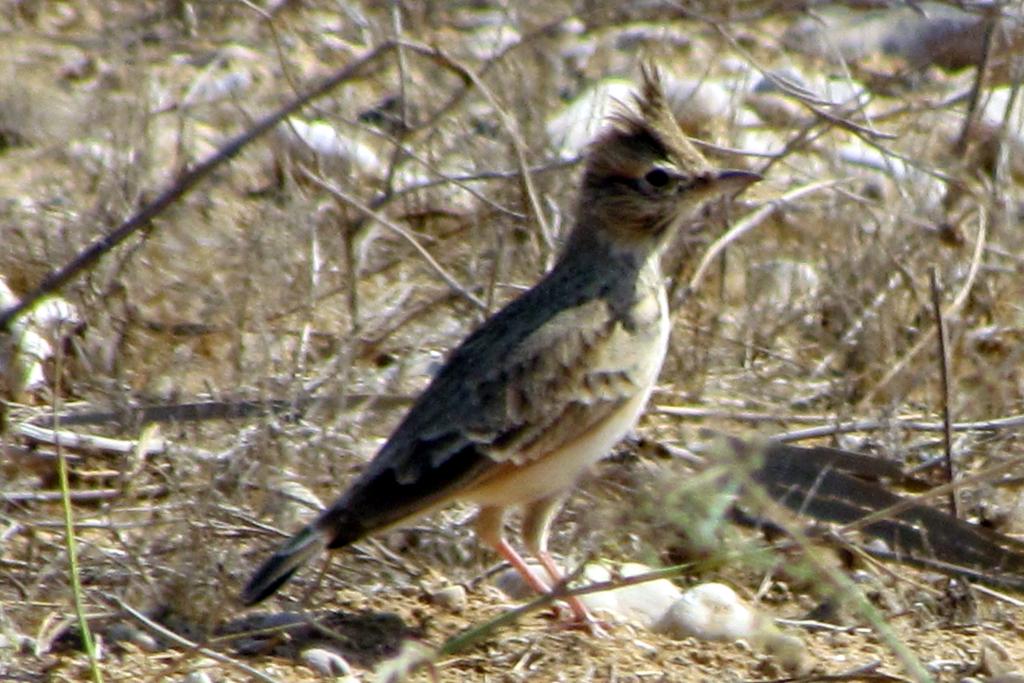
[4,1,1024,681]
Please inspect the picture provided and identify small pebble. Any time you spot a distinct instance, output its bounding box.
[301,647,351,677]
[492,563,542,601]
[0,632,34,656]
[262,478,324,530]
[107,623,159,652]
[277,118,384,180]
[980,636,1016,678]
[430,584,467,613]
[757,629,814,676]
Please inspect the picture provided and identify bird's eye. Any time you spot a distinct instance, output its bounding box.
[644,167,672,188]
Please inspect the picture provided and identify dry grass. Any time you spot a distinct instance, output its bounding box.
[3,1,1024,681]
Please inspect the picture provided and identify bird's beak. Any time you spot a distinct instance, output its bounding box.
[685,169,761,204]
[711,169,762,195]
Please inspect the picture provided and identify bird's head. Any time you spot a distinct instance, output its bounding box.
[571,66,759,254]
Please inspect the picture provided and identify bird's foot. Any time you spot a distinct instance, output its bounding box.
[556,596,611,637]
[553,603,611,638]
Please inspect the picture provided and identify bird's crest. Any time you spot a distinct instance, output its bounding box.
[587,65,711,180]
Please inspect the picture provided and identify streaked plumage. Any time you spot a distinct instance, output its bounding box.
[242,67,760,620]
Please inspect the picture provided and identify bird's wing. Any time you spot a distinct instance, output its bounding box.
[459,298,645,466]
[320,265,661,541]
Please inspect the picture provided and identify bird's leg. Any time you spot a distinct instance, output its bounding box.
[522,495,607,634]
[476,505,550,595]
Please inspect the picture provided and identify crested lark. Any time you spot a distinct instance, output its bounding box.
[242,67,760,624]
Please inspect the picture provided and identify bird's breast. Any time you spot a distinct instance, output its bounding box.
[464,282,671,508]
[601,282,670,382]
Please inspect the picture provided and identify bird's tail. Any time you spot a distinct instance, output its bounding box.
[240,524,329,605]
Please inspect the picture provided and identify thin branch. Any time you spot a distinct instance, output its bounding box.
[0,40,401,331]
[928,268,958,517]
[812,271,902,378]
[857,207,988,408]
[16,422,168,455]
[2,485,168,504]
[953,13,998,155]
[655,404,1024,439]
[685,179,843,297]
[426,51,553,246]
[298,167,486,310]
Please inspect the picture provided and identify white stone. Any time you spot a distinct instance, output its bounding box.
[546,79,635,158]
[597,562,682,627]
[430,584,468,613]
[278,118,384,181]
[492,560,681,627]
[662,76,759,130]
[182,672,213,683]
[656,582,760,641]
[302,647,352,677]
